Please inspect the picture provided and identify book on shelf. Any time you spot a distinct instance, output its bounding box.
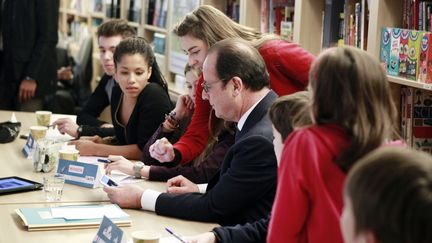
[226,0,240,23]
[146,0,167,27]
[419,32,432,83]
[153,33,166,55]
[152,0,162,26]
[407,30,421,81]
[401,87,432,154]
[380,27,391,72]
[280,21,293,42]
[261,0,269,33]
[105,0,120,18]
[342,0,368,49]
[147,0,156,25]
[16,204,131,231]
[338,13,345,46]
[128,0,142,23]
[389,28,401,77]
[322,0,344,48]
[401,87,414,147]
[157,0,168,28]
[91,0,103,13]
[412,88,432,153]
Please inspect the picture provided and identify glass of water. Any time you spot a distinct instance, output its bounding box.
[43,174,65,202]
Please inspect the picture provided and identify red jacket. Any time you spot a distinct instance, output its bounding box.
[174,40,315,164]
[260,39,315,95]
[267,124,350,243]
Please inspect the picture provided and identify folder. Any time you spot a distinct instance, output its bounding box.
[16,204,131,231]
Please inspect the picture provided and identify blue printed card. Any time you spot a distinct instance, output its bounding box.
[56,159,102,188]
[21,134,35,158]
[93,216,124,243]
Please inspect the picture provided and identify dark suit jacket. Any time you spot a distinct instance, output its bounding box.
[155,91,278,226]
[213,215,269,243]
[1,0,59,98]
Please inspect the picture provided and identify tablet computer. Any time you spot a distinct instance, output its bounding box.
[0,176,43,195]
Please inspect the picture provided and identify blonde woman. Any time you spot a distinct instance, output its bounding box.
[150,5,315,165]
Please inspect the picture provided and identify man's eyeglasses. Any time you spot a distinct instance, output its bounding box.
[202,77,231,93]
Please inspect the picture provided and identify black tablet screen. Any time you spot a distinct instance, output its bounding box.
[0,177,42,195]
[0,178,33,189]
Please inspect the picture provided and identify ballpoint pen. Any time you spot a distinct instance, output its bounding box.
[165,227,187,243]
[97,158,111,163]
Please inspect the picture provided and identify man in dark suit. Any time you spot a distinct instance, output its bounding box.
[0,0,59,111]
[104,38,278,226]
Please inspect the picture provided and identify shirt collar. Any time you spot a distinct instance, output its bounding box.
[237,93,267,131]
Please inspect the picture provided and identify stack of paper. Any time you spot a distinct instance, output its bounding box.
[16,204,131,231]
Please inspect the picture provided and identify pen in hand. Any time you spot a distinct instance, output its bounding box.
[165,227,187,243]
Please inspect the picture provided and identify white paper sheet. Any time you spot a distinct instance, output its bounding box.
[51,204,129,220]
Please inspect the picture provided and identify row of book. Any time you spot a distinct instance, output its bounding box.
[401,87,432,153]
[403,0,432,31]
[260,0,294,40]
[69,0,104,14]
[147,0,168,28]
[380,27,432,83]
[322,0,368,49]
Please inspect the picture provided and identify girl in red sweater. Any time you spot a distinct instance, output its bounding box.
[149,5,315,165]
[267,46,398,243]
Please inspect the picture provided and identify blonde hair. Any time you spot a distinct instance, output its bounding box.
[184,63,200,77]
[309,46,398,171]
[172,5,278,48]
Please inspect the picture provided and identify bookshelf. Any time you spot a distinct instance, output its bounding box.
[58,1,416,100]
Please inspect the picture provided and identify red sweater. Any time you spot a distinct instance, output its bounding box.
[267,124,350,243]
[173,40,315,164]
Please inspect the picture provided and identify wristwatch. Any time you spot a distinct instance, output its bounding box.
[76,125,83,138]
[133,162,144,178]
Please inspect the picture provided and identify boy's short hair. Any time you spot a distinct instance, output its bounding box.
[268,91,311,141]
[345,147,432,243]
[97,19,136,39]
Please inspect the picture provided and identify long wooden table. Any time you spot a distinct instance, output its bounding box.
[0,110,218,242]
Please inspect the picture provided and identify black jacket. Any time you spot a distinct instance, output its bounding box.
[77,74,114,127]
[1,0,59,98]
[155,91,278,226]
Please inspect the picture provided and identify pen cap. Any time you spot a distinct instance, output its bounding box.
[131,230,160,243]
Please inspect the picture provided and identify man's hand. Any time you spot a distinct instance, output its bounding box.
[149,137,175,162]
[103,184,144,209]
[166,175,199,194]
[186,232,217,243]
[53,118,79,137]
[18,78,37,102]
